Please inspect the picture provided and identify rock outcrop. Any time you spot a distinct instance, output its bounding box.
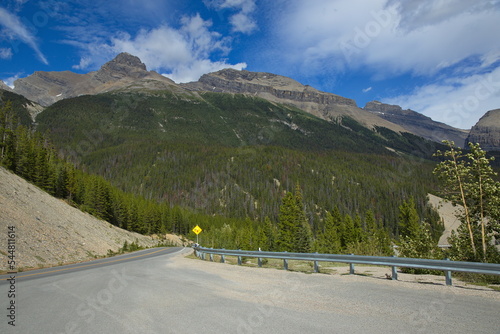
[364,101,469,146]
[13,53,178,106]
[466,109,500,151]
[183,69,406,132]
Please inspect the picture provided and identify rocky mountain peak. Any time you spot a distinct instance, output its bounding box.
[94,52,149,82]
[11,53,178,106]
[466,109,500,151]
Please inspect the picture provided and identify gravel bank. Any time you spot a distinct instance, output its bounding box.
[0,167,182,271]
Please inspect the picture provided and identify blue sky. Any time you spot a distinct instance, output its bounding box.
[1,0,499,129]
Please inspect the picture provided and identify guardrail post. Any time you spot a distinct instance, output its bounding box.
[210,253,213,262]
[349,254,355,275]
[238,256,242,265]
[314,253,319,273]
[391,255,398,281]
[283,252,288,270]
[220,249,225,263]
[445,258,452,286]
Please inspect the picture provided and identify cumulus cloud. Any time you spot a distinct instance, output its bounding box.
[384,66,500,129]
[275,0,499,75]
[2,73,21,89]
[270,0,500,127]
[73,14,246,83]
[205,0,257,34]
[0,7,48,64]
[72,56,92,70]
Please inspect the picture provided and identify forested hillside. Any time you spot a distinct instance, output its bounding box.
[30,90,445,252]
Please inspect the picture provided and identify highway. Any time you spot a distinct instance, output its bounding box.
[1,247,499,333]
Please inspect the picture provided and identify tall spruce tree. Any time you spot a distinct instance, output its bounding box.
[276,184,312,253]
[314,210,341,254]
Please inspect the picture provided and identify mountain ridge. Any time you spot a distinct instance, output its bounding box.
[6,52,491,147]
[12,52,179,106]
[181,69,407,133]
[364,101,469,147]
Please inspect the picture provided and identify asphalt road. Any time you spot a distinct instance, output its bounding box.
[1,247,499,334]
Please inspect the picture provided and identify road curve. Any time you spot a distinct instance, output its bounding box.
[1,247,499,334]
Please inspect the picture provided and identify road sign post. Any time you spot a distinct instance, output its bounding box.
[192,225,202,244]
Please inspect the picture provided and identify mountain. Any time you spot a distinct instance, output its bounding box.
[10,53,471,145]
[466,109,500,151]
[182,69,406,133]
[364,101,469,147]
[12,53,180,106]
[34,86,445,231]
[1,52,451,250]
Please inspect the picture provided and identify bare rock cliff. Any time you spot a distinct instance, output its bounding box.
[466,109,500,151]
[183,69,405,132]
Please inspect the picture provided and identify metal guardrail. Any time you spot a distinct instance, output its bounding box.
[193,246,500,286]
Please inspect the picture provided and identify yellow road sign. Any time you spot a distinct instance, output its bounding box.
[192,225,202,235]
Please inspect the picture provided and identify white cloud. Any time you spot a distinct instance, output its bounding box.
[362,87,372,93]
[0,47,13,59]
[73,14,246,83]
[0,7,48,64]
[384,67,500,129]
[275,0,500,76]
[229,11,257,34]
[3,73,21,89]
[72,56,92,70]
[205,0,257,34]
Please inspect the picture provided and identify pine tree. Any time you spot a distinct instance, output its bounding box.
[293,185,313,253]
[398,197,420,239]
[276,191,297,252]
[397,197,441,268]
[314,211,341,253]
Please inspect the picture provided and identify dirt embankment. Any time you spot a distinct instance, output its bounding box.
[427,193,462,246]
[0,167,187,271]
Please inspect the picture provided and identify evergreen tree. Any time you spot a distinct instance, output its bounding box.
[314,210,341,254]
[276,185,312,253]
[397,197,441,271]
[398,197,420,239]
[293,184,313,253]
[276,191,297,252]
